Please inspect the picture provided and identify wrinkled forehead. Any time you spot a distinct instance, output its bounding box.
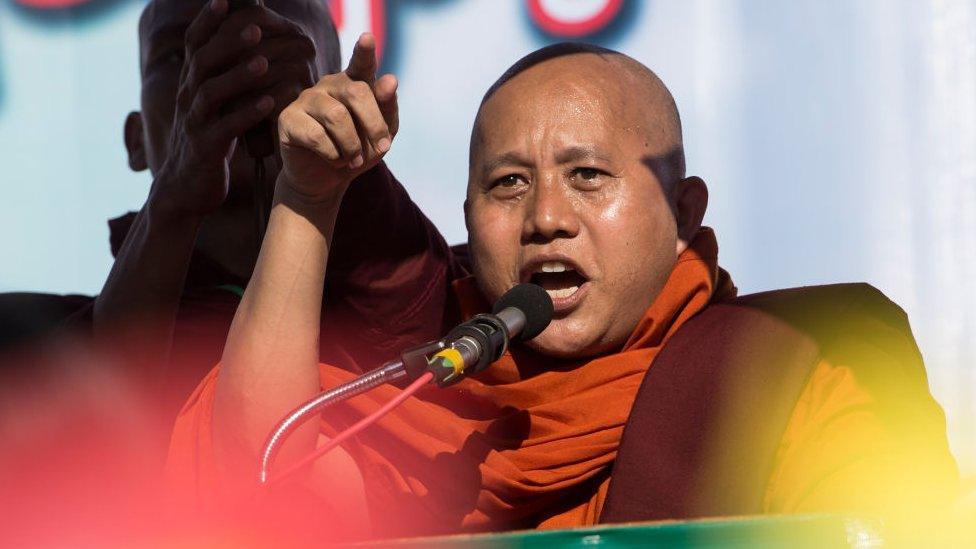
[480,87,611,146]
[139,0,338,70]
[474,58,627,146]
[472,53,681,162]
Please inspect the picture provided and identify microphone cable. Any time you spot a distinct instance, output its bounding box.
[263,371,433,489]
[262,346,476,487]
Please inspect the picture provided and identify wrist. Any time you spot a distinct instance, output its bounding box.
[145,183,206,231]
[275,175,347,215]
[146,164,210,226]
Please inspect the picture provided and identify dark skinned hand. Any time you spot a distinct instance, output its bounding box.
[153,0,318,220]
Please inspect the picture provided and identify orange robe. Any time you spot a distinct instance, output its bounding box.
[166,229,958,537]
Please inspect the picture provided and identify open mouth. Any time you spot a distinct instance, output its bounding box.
[524,260,590,307]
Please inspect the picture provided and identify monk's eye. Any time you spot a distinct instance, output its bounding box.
[492,174,528,189]
[571,167,604,181]
[570,167,610,189]
[492,173,522,188]
[488,174,528,198]
[575,168,600,181]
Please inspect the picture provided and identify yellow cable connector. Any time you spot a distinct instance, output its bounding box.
[430,347,465,382]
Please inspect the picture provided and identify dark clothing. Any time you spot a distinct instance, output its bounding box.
[1,163,465,419]
[0,293,93,353]
[155,163,464,416]
[603,283,959,523]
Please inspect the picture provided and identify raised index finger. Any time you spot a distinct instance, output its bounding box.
[184,0,229,54]
[344,33,378,85]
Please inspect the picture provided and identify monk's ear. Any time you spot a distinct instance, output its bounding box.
[673,176,708,255]
[463,197,472,232]
[124,111,149,172]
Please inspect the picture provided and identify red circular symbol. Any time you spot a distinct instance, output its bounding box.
[527,0,625,38]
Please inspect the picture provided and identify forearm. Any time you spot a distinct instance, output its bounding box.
[93,193,201,377]
[212,182,341,483]
[207,31,401,486]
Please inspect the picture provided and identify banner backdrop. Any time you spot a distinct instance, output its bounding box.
[1,0,973,473]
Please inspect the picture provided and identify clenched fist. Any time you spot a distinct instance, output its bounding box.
[277,33,399,203]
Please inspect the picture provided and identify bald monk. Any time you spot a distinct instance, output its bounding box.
[167,44,960,539]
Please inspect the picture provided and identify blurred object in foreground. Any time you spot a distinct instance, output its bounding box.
[0,332,973,546]
[0,337,162,546]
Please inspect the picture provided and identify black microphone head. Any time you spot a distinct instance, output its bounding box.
[492,283,554,342]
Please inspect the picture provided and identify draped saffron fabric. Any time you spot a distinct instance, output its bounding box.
[166,229,735,536]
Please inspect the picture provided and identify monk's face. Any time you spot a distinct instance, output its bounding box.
[466,55,682,358]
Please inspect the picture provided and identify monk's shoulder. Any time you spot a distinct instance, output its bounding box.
[721,283,917,362]
[728,282,908,332]
[718,283,945,428]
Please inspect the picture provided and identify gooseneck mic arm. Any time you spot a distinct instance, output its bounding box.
[256,283,554,485]
[257,360,405,484]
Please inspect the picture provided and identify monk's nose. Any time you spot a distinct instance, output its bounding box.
[522,179,580,244]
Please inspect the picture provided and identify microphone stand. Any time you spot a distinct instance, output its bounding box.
[257,340,447,485]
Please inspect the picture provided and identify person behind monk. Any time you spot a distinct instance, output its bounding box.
[167,43,960,539]
[83,0,455,421]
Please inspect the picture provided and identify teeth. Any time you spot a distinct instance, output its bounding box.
[547,286,579,299]
[540,261,568,273]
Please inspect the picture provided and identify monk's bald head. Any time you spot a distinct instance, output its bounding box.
[472,43,685,188]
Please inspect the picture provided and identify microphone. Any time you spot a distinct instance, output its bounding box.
[416,283,554,386]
